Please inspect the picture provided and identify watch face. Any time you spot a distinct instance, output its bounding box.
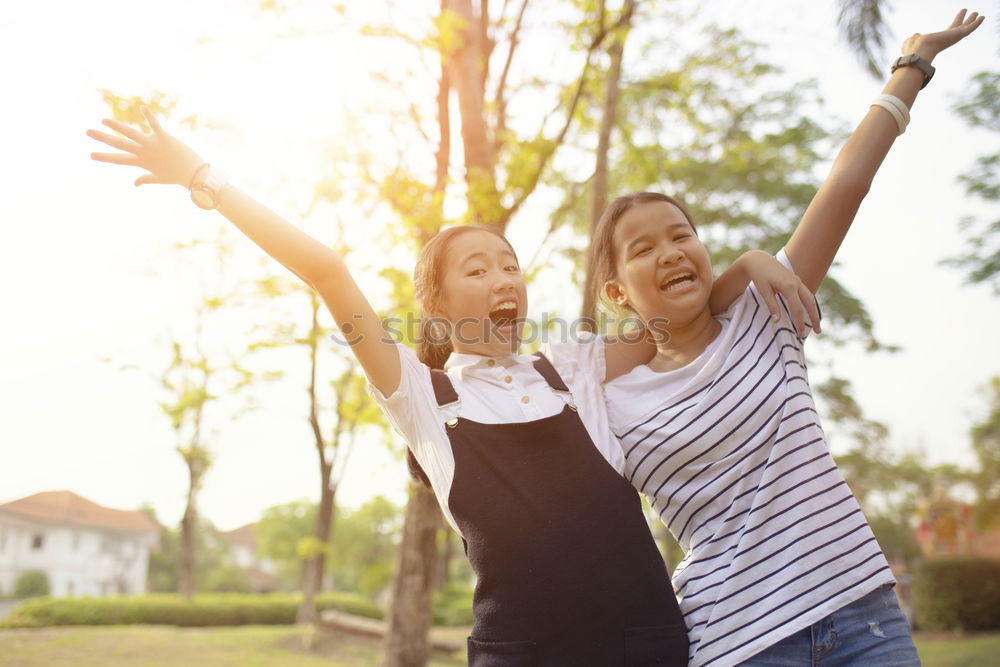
[191,188,215,210]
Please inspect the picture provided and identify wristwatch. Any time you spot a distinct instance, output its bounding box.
[891,54,935,89]
[189,166,229,210]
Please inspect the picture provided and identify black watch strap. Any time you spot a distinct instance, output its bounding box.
[891,54,935,89]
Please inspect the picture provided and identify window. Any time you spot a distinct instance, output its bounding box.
[31,533,44,551]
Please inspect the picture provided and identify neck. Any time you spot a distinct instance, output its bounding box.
[649,308,721,372]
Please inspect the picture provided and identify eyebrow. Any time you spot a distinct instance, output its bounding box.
[459,249,518,267]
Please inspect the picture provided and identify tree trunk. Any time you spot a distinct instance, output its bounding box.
[298,464,335,624]
[435,528,454,592]
[381,482,441,667]
[178,477,198,600]
[446,0,501,225]
[581,3,634,326]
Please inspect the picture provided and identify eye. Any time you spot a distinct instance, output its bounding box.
[674,233,692,241]
[633,247,652,258]
[504,264,520,273]
[467,268,486,277]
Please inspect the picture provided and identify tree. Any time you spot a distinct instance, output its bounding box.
[249,267,385,623]
[970,375,1000,529]
[834,0,893,78]
[99,92,264,600]
[358,3,635,662]
[255,500,319,590]
[944,68,1000,293]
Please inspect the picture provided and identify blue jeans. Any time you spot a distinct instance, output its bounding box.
[738,585,920,666]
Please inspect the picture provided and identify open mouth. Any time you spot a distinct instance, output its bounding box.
[660,272,694,292]
[489,300,518,327]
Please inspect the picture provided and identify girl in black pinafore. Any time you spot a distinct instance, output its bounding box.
[88,108,818,664]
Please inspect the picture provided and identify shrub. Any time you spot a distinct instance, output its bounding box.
[0,592,382,629]
[13,570,50,598]
[432,585,474,626]
[912,558,1000,631]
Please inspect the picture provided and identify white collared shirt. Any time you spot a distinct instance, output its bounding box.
[368,332,624,535]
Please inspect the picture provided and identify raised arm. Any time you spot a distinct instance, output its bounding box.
[785,9,985,292]
[88,107,402,396]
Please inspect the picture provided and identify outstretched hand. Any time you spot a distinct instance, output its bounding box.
[904,8,985,61]
[87,107,205,188]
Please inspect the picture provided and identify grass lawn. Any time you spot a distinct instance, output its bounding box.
[0,625,467,667]
[1,625,998,666]
[914,631,1000,667]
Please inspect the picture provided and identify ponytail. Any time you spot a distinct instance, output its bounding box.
[405,313,450,489]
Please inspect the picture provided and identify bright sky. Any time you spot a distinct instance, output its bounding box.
[1,0,997,531]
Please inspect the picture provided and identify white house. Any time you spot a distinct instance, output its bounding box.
[0,490,159,598]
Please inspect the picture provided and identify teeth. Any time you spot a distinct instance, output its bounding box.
[660,274,693,290]
[490,301,517,314]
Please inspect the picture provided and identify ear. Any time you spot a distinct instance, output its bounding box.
[604,280,629,308]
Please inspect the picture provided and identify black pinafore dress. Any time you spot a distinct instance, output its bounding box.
[431,353,688,666]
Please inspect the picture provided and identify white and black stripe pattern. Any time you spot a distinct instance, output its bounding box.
[606,268,894,667]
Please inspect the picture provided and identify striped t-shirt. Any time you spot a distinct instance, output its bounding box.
[604,251,894,667]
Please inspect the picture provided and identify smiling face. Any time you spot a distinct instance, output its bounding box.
[432,229,528,356]
[605,200,715,331]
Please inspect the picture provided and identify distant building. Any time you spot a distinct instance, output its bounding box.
[219,523,281,593]
[0,490,159,598]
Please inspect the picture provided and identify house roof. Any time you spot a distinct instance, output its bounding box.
[221,523,257,548]
[0,490,159,535]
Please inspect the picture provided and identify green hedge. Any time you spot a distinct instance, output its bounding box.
[0,592,382,629]
[913,558,1000,631]
[13,570,50,598]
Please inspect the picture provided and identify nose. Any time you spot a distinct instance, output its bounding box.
[658,245,683,265]
[493,271,516,293]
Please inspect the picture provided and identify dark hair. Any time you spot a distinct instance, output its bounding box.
[406,224,518,487]
[588,192,697,315]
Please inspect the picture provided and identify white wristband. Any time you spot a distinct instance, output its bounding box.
[871,97,907,135]
[875,94,910,126]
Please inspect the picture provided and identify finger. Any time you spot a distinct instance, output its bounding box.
[86,129,142,154]
[757,284,781,323]
[784,286,808,337]
[90,151,141,166]
[950,8,967,29]
[800,284,822,333]
[134,172,163,187]
[102,118,149,145]
[141,105,163,133]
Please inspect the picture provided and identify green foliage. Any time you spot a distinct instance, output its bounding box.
[255,500,319,590]
[202,565,252,594]
[13,570,50,598]
[146,520,240,594]
[0,592,382,629]
[254,497,402,599]
[944,70,1000,293]
[970,376,1000,529]
[548,21,886,350]
[913,558,1000,631]
[326,496,402,598]
[432,584,474,626]
[834,0,891,79]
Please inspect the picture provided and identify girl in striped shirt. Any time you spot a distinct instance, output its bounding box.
[590,9,984,667]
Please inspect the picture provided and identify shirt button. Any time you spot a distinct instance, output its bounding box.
[487,359,496,367]
[521,396,530,404]
[504,376,512,384]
